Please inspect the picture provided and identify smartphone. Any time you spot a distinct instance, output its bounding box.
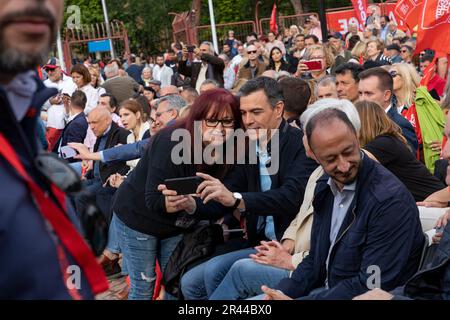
[187,45,196,53]
[304,60,323,71]
[164,176,204,195]
[435,226,444,234]
[60,145,78,159]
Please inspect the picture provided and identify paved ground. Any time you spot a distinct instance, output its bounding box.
[96,275,128,300]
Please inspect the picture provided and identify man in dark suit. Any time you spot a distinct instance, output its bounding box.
[178,41,225,93]
[358,67,418,153]
[74,107,130,220]
[55,90,88,159]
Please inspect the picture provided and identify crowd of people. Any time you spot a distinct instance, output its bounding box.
[1,0,450,301]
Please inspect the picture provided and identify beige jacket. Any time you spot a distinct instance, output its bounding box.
[281,166,324,269]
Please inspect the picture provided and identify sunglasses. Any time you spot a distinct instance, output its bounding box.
[389,71,399,78]
[247,50,257,54]
[205,118,235,128]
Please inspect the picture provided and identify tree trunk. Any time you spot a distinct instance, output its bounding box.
[191,0,202,27]
[290,0,304,15]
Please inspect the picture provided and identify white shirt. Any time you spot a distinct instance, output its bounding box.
[153,64,173,88]
[79,84,105,115]
[196,63,208,93]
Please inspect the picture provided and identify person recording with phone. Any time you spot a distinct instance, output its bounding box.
[295,44,335,83]
[178,41,225,93]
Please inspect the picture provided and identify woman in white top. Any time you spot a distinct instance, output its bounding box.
[71,64,105,115]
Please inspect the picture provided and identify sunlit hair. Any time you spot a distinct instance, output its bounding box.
[391,63,420,107]
[355,100,407,147]
[305,44,335,69]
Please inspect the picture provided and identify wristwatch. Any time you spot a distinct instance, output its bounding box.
[231,192,242,209]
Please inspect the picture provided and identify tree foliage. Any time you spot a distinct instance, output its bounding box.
[63,0,385,54]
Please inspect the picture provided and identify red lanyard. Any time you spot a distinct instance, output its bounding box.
[0,133,108,297]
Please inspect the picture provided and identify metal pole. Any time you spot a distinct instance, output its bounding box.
[56,31,66,72]
[318,0,328,42]
[101,0,115,59]
[207,0,219,54]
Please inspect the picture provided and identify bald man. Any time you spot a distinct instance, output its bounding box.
[75,107,130,221]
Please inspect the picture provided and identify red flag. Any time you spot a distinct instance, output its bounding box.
[270,3,278,35]
[351,0,368,29]
[416,0,450,55]
[394,0,424,31]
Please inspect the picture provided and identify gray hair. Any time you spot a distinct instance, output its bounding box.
[218,54,230,63]
[104,63,119,78]
[201,78,220,88]
[315,76,337,98]
[155,95,187,113]
[300,98,361,132]
[142,66,152,74]
[201,41,215,55]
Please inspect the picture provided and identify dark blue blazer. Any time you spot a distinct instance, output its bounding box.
[387,106,418,154]
[276,154,424,300]
[60,112,88,149]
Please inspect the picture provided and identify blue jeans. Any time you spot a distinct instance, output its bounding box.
[209,258,290,300]
[181,248,256,300]
[113,214,182,300]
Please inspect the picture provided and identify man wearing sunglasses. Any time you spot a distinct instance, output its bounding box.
[42,57,77,150]
[0,0,108,299]
[234,44,268,88]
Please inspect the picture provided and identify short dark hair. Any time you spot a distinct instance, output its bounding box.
[305,34,319,44]
[359,67,393,92]
[295,33,305,40]
[421,54,435,64]
[143,86,156,95]
[238,76,284,108]
[400,45,413,54]
[100,93,119,111]
[71,90,87,109]
[381,15,390,22]
[278,77,310,117]
[335,62,364,83]
[306,108,356,146]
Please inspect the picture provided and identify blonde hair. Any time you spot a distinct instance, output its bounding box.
[88,66,101,88]
[355,100,407,147]
[391,63,420,107]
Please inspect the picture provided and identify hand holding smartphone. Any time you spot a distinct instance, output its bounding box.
[60,146,78,159]
[164,176,204,195]
[303,60,323,71]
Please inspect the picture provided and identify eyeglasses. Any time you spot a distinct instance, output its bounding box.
[400,50,408,53]
[310,56,324,60]
[247,50,257,54]
[149,117,156,124]
[155,109,173,118]
[205,118,235,128]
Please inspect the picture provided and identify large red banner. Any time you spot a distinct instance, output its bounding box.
[350,0,369,28]
[416,0,450,54]
[394,0,423,30]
